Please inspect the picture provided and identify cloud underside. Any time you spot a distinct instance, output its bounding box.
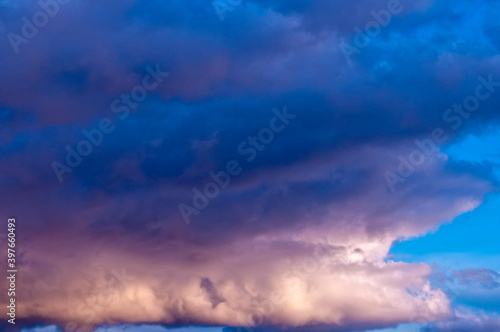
[0,0,499,331]
[12,146,488,331]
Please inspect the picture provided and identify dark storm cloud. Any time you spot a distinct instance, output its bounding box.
[0,0,499,330]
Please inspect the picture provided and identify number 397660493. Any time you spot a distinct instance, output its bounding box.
[7,218,16,265]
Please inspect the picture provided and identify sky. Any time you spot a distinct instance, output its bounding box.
[0,0,500,331]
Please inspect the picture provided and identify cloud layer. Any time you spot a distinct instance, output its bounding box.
[1,0,499,331]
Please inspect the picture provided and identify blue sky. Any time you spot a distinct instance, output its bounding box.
[391,129,500,271]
